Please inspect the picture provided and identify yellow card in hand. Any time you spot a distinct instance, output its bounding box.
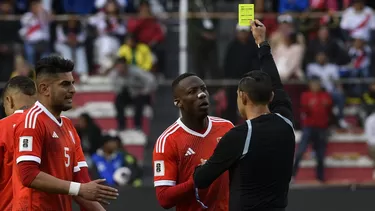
[238,4,254,26]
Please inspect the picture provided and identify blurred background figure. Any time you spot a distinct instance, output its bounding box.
[127,0,166,75]
[293,78,332,183]
[55,14,88,79]
[117,33,153,72]
[19,0,50,65]
[109,57,157,131]
[306,51,348,128]
[91,135,142,187]
[89,0,126,73]
[75,113,104,157]
[365,108,375,179]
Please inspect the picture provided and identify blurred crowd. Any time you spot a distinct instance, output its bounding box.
[2,0,375,184]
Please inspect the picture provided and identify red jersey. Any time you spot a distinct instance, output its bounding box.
[12,102,86,211]
[153,116,233,211]
[0,110,24,211]
[300,91,333,128]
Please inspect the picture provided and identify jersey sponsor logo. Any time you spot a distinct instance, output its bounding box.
[184,148,196,156]
[52,131,59,138]
[154,160,165,176]
[217,137,222,142]
[19,136,33,152]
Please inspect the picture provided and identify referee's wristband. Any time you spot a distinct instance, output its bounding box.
[68,182,81,196]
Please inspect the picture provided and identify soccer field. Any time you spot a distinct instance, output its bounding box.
[72,185,375,211]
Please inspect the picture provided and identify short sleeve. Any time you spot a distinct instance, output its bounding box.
[14,119,44,164]
[71,129,88,169]
[153,136,178,187]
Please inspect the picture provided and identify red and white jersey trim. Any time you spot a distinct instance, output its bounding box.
[154,180,176,187]
[16,155,41,164]
[155,122,180,154]
[24,102,64,129]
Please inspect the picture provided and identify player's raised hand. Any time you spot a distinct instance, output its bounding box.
[250,19,266,45]
[78,179,119,205]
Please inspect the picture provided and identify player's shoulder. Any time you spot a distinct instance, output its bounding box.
[1,110,24,125]
[154,121,182,154]
[16,104,47,130]
[208,116,234,128]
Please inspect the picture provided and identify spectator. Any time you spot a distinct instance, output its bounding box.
[113,136,143,187]
[293,78,332,183]
[0,0,21,82]
[109,57,157,131]
[269,14,296,52]
[278,0,309,13]
[340,0,375,42]
[306,52,347,128]
[188,0,218,79]
[10,55,35,80]
[91,135,143,187]
[273,31,305,81]
[55,15,88,79]
[222,24,259,124]
[89,0,126,73]
[117,33,153,72]
[19,0,50,65]
[127,0,165,74]
[75,113,104,156]
[341,35,371,98]
[305,26,350,65]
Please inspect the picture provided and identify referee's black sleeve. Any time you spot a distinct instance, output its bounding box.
[193,127,246,189]
[259,43,294,123]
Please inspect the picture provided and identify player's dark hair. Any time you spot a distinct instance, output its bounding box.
[172,73,197,93]
[238,70,273,105]
[2,76,36,99]
[35,55,74,79]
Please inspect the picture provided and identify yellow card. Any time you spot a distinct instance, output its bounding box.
[238,4,254,26]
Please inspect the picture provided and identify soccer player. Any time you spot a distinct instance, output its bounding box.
[153,73,234,211]
[0,76,37,211]
[193,20,295,211]
[12,56,118,211]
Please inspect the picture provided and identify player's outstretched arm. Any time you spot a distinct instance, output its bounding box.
[25,171,119,204]
[251,20,294,122]
[194,128,244,189]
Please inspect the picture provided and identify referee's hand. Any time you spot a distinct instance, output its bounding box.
[250,19,266,45]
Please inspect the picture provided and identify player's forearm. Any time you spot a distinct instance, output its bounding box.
[74,196,105,211]
[258,43,283,90]
[29,171,72,194]
[156,179,195,209]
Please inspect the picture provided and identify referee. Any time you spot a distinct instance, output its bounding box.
[193,20,295,211]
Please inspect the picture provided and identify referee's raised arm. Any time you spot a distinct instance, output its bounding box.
[251,20,294,123]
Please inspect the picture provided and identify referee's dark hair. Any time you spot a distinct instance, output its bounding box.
[171,72,197,96]
[239,70,273,105]
[2,76,36,100]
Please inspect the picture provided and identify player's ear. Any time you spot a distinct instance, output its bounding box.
[6,96,14,109]
[174,99,182,108]
[240,91,248,105]
[269,91,274,103]
[38,82,49,96]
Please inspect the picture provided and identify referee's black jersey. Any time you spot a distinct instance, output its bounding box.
[194,43,295,211]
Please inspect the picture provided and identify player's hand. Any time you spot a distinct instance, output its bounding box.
[250,19,266,45]
[78,179,119,205]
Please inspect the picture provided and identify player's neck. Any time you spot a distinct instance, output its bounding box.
[245,105,270,120]
[180,115,208,131]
